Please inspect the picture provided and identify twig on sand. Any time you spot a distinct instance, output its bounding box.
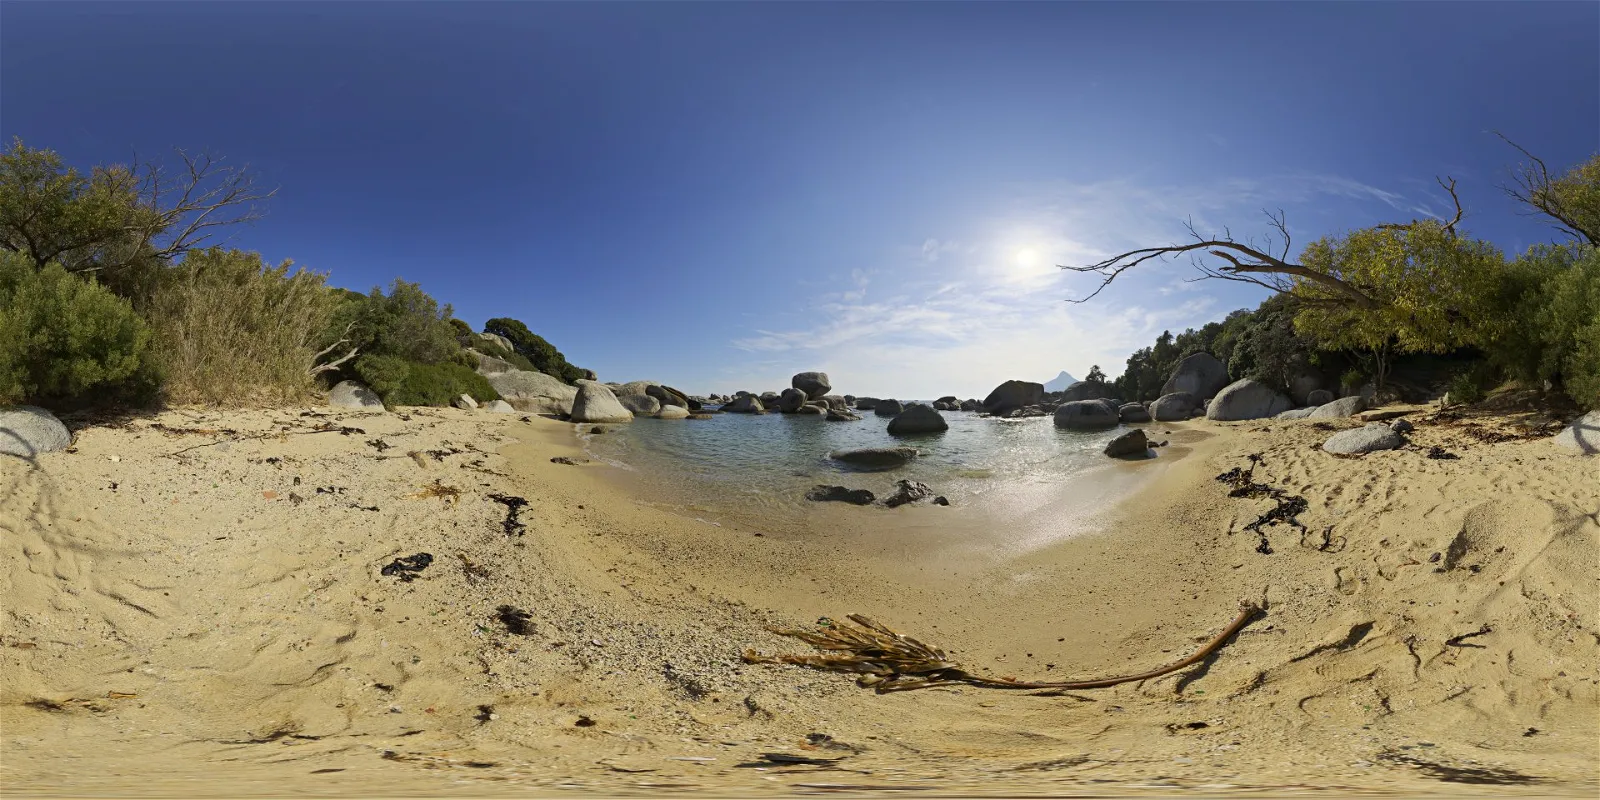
[744,601,1262,694]
[161,422,366,457]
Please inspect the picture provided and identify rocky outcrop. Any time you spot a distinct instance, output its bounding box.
[470,350,518,375]
[792,371,831,400]
[329,380,384,409]
[1306,389,1334,407]
[617,393,661,416]
[1276,407,1316,420]
[1308,396,1367,418]
[646,384,697,410]
[722,395,764,413]
[1206,379,1293,421]
[656,405,690,420]
[570,381,634,423]
[1288,372,1323,406]
[1061,381,1113,402]
[759,391,782,408]
[874,399,904,416]
[476,331,514,353]
[826,409,862,421]
[1119,402,1151,423]
[854,397,880,411]
[797,403,827,415]
[778,388,807,413]
[982,380,1045,415]
[0,406,71,458]
[822,395,849,411]
[1053,400,1119,429]
[1103,428,1149,458]
[454,394,479,410]
[1161,353,1229,400]
[887,404,948,435]
[488,370,579,415]
[827,446,918,470]
[805,485,876,505]
[1554,410,1600,455]
[1150,392,1195,421]
[484,399,516,413]
[883,479,936,508]
[936,396,958,406]
[1323,423,1405,455]
[959,398,982,412]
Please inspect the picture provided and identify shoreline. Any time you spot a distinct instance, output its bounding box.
[2,405,1596,797]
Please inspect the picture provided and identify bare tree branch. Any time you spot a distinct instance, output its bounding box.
[1376,176,1463,236]
[1494,131,1599,246]
[308,322,359,376]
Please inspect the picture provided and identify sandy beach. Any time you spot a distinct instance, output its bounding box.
[2,405,1595,797]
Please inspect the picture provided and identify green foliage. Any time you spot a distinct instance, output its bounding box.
[353,354,500,408]
[1488,243,1600,408]
[1445,362,1497,406]
[469,336,537,371]
[0,253,151,405]
[1084,365,1106,383]
[484,316,586,383]
[330,279,461,366]
[1225,294,1322,391]
[1511,150,1600,246]
[447,317,474,341]
[146,248,336,405]
[1339,368,1366,394]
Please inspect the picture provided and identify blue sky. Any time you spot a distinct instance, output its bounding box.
[3,2,1596,398]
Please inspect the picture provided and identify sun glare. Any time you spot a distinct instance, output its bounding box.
[1014,248,1040,268]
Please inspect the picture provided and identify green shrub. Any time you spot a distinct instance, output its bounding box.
[146,248,336,405]
[353,354,500,408]
[484,316,586,383]
[1446,369,1488,406]
[1488,244,1600,408]
[0,253,151,405]
[330,279,461,366]
[1339,368,1366,394]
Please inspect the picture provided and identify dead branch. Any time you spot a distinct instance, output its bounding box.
[309,322,359,376]
[1494,131,1598,245]
[744,600,1261,693]
[1376,176,1463,236]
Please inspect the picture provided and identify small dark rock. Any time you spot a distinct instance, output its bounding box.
[805,485,876,505]
[551,456,587,465]
[883,479,935,508]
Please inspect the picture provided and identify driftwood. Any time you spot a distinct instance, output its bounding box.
[744,601,1261,693]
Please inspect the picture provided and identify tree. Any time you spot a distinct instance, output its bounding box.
[1497,135,1600,246]
[0,139,271,287]
[484,317,586,383]
[1084,364,1107,383]
[331,279,461,367]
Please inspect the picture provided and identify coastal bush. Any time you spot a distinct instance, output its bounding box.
[0,253,152,405]
[330,279,462,366]
[146,248,336,405]
[353,354,500,408]
[484,316,586,383]
[1484,244,1600,407]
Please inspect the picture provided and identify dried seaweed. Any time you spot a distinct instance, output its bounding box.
[487,493,528,536]
[1215,454,1308,554]
[1425,445,1460,460]
[744,602,1260,694]
[381,553,433,581]
[409,480,461,503]
[496,605,535,635]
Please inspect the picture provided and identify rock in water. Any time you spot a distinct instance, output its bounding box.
[1053,400,1119,429]
[822,395,849,411]
[873,399,904,417]
[827,447,918,469]
[959,398,982,411]
[484,399,516,413]
[805,485,876,505]
[617,392,661,415]
[1206,379,1293,421]
[1061,381,1113,402]
[0,405,71,457]
[722,395,764,413]
[570,381,634,423]
[488,370,579,415]
[854,397,880,411]
[883,479,935,508]
[454,394,479,410]
[981,380,1045,415]
[1322,423,1406,455]
[797,402,828,415]
[1150,392,1196,421]
[656,405,690,419]
[1103,428,1150,458]
[1308,395,1367,418]
[826,409,862,421]
[1553,410,1600,455]
[887,404,948,435]
[1119,402,1151,423]
[778,388,807,413]
[329,380,384,409]
[645,383,696,409]
[792,371,832,400]
[1161,352,1229,400]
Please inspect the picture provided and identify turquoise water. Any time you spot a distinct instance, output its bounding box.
[581,407,1165,543]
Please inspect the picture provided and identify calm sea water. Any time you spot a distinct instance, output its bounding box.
[580,406,1165,545]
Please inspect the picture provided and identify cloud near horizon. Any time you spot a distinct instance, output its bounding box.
[716,172,1455,399]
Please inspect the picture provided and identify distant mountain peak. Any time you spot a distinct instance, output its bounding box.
[1043,370,1078,392]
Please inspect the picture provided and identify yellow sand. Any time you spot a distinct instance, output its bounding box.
[1,404,1595,797]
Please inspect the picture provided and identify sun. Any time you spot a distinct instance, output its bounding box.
[1014,247,1040,268]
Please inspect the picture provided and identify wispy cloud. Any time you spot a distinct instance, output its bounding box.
[718,171,1440,398]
